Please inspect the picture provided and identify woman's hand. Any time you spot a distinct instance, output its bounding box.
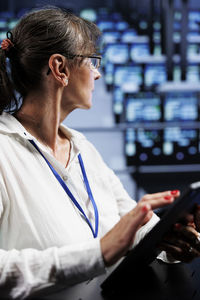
[139,190,180,225]
[101,190,180,267]
[159,204,200,262]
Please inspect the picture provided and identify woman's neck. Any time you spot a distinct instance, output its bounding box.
[15,99,71,167]
[15,92,66,152]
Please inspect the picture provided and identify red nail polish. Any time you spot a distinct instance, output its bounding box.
[142,204,150,213]
[164,195,172,200]
[142,206,147,213]
[171,190,179,195]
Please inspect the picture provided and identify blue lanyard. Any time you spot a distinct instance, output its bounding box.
[29,140,99,238]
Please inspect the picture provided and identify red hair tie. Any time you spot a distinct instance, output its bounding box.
[1,38,14,51]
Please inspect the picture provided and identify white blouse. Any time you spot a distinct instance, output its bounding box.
[0,112,159,299]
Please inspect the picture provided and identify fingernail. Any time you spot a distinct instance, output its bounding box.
[142,204,150,213]
[164,195,172,200]
[171,190,179,195]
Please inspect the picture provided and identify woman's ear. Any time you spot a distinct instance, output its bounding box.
[48,54,70,86]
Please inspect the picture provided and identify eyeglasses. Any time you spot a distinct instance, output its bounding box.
[75,55,102,69]
[46,54,101,75]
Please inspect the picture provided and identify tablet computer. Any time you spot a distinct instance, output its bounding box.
[101,181,200,294]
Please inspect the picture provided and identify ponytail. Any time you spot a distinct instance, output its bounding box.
[0,48,18,115]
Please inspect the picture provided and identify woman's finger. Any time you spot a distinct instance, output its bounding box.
[159,241,200,263]
[170,223,200,252]
[141,190,180,201]
[140,190,180,210]
[174,224,199,241]
[140,194,174,210]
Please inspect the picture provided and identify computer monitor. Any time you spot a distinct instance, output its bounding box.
[126,127,200,166]
[115,21,129,31]
[101,31,121,45]
[113,65,143,92]
[121,29,137,43]
[112,65,142,121]
[186,64,200,83]
[144,64,167,87]
[103,43,130,87]
[164,92,198,122]
[130,43,150,60]
[103,43,130,64]
[125,128,163,166]
[188,11,200,32]
[187,44,200,58]
[96,20,115,32]
[125,92,161,123]
[163,127,199,164]
[136,128,163,165]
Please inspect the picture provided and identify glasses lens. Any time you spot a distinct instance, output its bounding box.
[90,57,100,69]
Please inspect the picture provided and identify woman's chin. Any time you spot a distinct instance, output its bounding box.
[84,103,92,110]
[83,98,93,109]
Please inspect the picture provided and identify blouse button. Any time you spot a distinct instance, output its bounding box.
[63,175,68,181]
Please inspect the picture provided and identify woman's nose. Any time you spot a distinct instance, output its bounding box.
[93,68,101,80]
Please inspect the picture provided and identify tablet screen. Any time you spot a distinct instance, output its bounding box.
[101,181,200,293]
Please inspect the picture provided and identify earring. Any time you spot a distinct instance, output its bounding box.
[65,78,68,85]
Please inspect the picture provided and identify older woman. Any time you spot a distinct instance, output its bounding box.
[0,7,199,299]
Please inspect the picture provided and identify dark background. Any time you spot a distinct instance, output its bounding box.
[1,0,200,14]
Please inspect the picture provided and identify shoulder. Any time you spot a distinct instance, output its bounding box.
[0,131,14,150]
